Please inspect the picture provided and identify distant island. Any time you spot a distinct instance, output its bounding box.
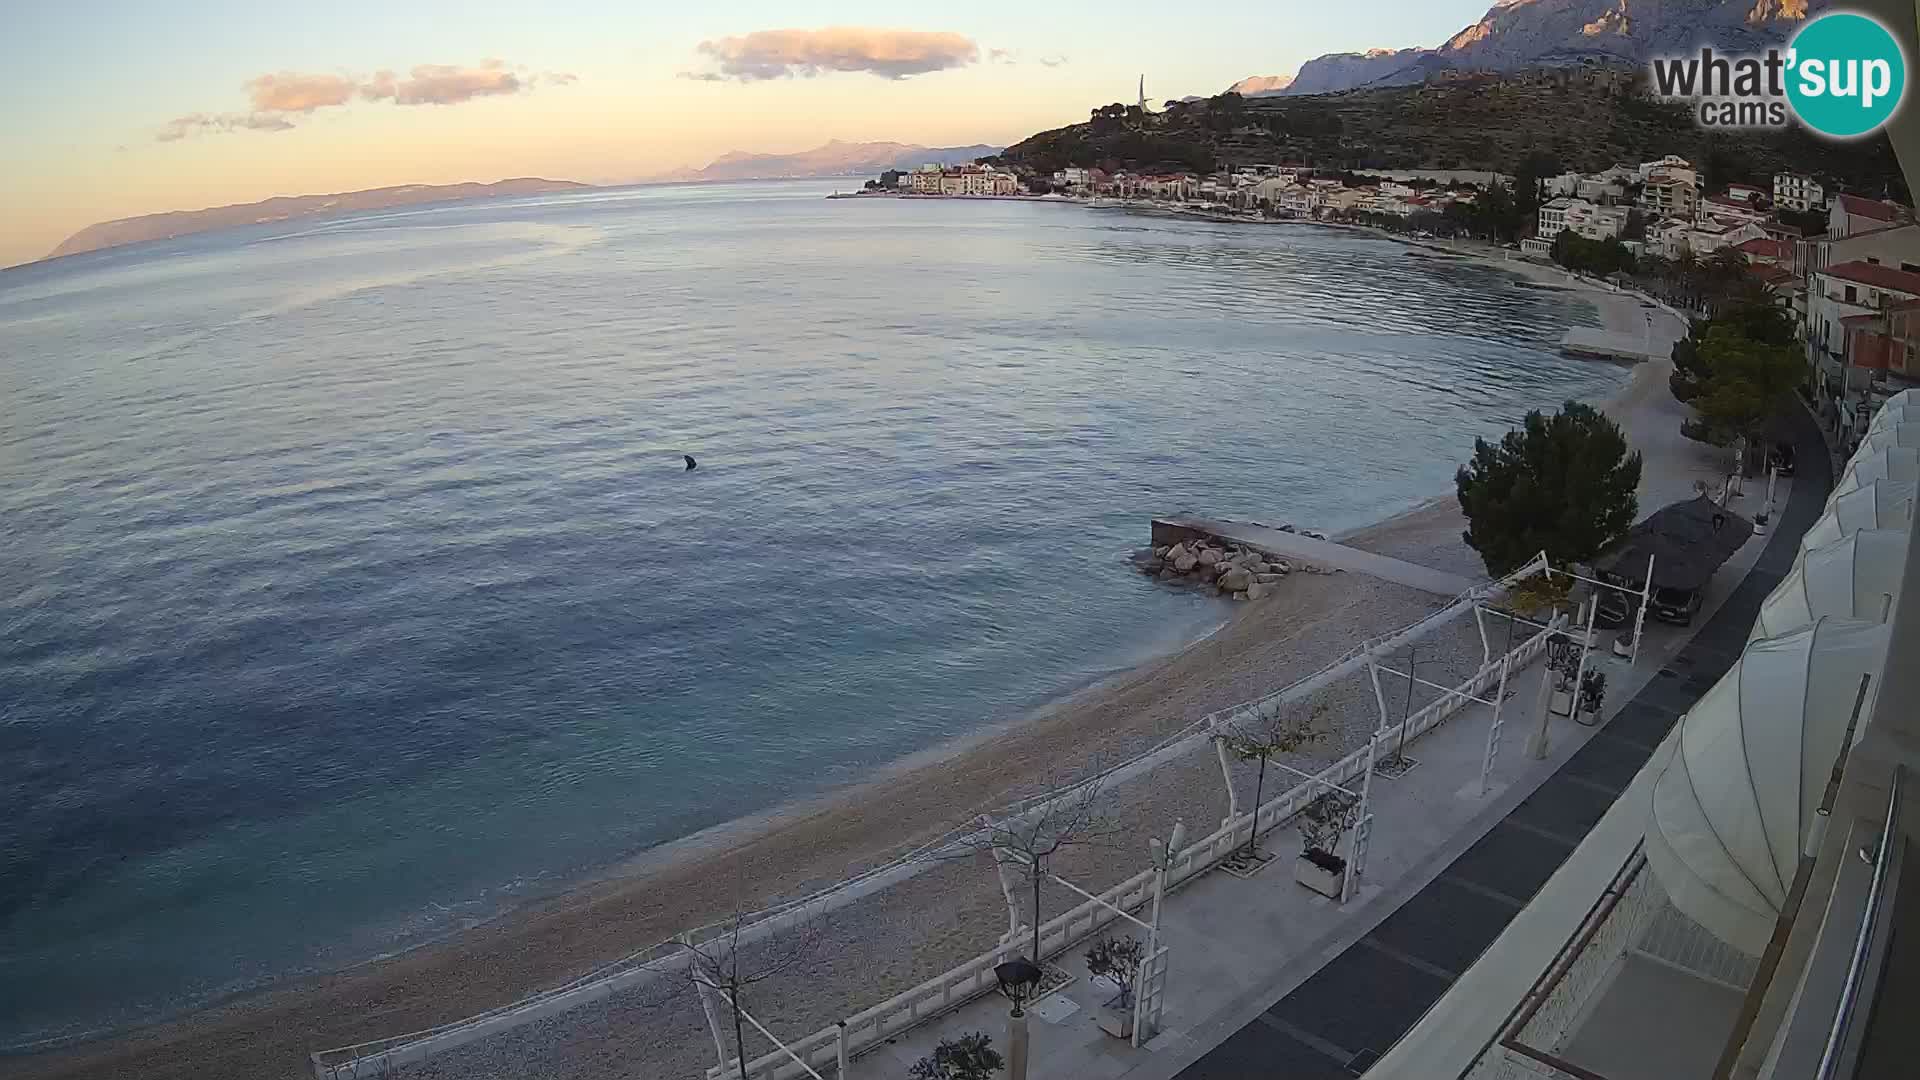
[650,140,1001,184]
[47,178,593,260]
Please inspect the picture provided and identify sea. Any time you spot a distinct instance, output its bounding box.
[0,179,1622,1048]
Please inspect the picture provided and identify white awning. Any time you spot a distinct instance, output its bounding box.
[1868,390,1919,434]
[1856,421,1920,456]
[1803,480,1916,557]
[1754,530,1909,640]
[1831,446,1920,501]
[1644,618,1890,954]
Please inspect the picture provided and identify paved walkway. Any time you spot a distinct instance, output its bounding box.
[841,411,1821,1080]
[1157,407,1828,1080]
[1153,516,1479,597]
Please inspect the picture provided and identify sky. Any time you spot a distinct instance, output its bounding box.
[0,0,1503,267]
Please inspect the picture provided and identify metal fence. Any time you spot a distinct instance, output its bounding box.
[313,559,1556,1079]
[1466,844,1759,1080]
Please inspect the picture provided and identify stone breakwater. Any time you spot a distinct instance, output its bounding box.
[1132,535,1309,600]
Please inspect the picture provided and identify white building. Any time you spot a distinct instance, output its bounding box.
[1698,194,1770,228]
[1830,193,1911,239]
[1542,171,1583,197]
[934,166,1019,196]
[1538,197,1628,242]
[1635,154,1691,181]
[1773,172,1826,211]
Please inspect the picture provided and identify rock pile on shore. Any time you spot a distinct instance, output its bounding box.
[1134,538,1291,601]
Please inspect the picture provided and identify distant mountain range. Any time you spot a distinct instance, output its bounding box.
[1253,0,1820,97]
[47,178,591,261]
[1226,74,1294,97]
[652,140,1002,183]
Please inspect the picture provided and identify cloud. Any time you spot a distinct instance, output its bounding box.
[155,58,568,140]
[244,72,357,113]
[156,112,296,141]
[989,48,1018,65]
[363,63,522,105]
[1039,55,1068,68]
[691,27,979,81]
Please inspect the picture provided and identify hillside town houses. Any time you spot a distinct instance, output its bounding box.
[905,163,1021,196]
[881,149,1918,451]
[1510,154,1919,447]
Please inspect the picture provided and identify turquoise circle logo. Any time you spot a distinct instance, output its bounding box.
[1787,12,1907,138]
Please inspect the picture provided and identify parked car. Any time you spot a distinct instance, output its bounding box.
[1650,584,1704,626]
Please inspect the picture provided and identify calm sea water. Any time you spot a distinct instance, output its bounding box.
[0,180,1620,1046]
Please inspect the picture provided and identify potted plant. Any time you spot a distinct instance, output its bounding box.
[1611,621,1635,658]
[1579,669,1607,718]
[910,1032,1004,1080]
[1295,790,1360,899]
[1546,633,1579,717]
[1084,935,1146,1038]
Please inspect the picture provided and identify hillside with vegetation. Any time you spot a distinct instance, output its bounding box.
[997,67,1907,201]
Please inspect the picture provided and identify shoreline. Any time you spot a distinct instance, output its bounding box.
[14,221,1677,1080]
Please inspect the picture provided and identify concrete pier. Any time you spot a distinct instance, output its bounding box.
[1560,327,1661,364]
[1152,515,1479,597]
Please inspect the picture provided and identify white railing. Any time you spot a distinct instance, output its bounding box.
[711,624,1563,1080]
[315,561,1556,1079]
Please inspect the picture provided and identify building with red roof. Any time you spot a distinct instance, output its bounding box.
[1733,237,1791,265]
[1830,193,1912,238]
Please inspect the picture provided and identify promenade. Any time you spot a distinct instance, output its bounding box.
[850,411,1821,1080]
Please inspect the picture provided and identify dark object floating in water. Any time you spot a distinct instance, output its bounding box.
[684,455,698,471]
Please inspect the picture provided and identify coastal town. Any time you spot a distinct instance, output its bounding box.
[859,152,1919,460]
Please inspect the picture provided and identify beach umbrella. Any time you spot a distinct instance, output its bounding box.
[1855,421,1920,457]
[1753,529,1908,641]
[1644,618,1890,953]
[1831,446,1920,502]
[1803,480,1916,558]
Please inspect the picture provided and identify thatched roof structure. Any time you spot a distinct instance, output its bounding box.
[1597,495,1754,592]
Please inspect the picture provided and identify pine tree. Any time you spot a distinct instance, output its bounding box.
[1455,401,1643,576]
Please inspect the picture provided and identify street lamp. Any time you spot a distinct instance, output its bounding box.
[994,958,1044,1080]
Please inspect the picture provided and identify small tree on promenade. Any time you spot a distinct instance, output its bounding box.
[958,782,1119,969]
[1218,701,1327,858]
[1456,400,1643,576]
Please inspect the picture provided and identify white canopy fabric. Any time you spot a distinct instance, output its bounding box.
[1803,480,1917,558]
[1754,530,1909,640]
[1867,389,1919,434]
[1831,446,1920,501]
[1855,422,1920,456]
[1644,618,1890,954]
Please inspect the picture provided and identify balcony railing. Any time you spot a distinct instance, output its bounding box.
[1462,843,1757,1080]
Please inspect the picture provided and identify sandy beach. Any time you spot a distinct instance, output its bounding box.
[13,244,1698,1080]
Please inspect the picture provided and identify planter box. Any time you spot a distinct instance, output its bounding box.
[1612,635,1634,659]
[1550,688,1574,717]
[1095,1004,1135,1040]
[1295,850,1347,899]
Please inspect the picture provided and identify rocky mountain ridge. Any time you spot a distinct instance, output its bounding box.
[1277,0,1820,96]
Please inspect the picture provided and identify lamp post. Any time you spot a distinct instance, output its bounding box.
[994,958,1043,1080]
